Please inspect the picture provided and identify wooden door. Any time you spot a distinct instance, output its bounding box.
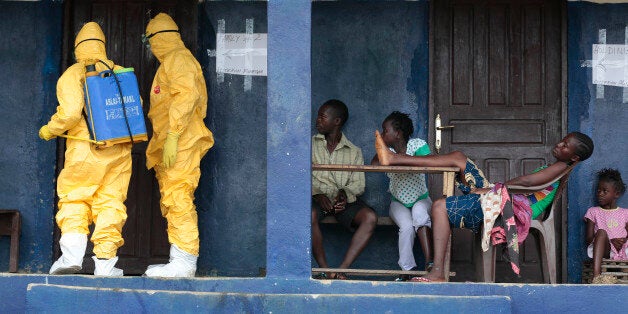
[430,0,564,282]
[56,0,197,275]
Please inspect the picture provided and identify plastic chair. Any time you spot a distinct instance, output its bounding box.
[476,163,577,283]
[0,209,21,272]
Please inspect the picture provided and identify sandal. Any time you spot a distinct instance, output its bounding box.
[313,273,328,280]
[591,274,618,284]
[410,276,446,283]
[425,262,434,273]
[330,272,348,280]
[410,276,432,282]
[395,267,418,282]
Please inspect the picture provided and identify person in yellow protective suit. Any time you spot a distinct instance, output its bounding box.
[143,13,214,277]
[38,22,131,276]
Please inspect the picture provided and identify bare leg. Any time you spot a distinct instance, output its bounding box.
[592,229,611,277]
[311,207,329,269]
[423,198,449,282]
[375,130,467,171]
[338,207,377,269]
[417,226,433,267]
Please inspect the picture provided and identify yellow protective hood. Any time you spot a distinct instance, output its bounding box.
[145,13,185,62]
[74,22,107,63]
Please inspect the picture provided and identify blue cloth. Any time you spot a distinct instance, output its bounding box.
[446,193,483,233]
[445,159,490,233]
[456,159,490,194]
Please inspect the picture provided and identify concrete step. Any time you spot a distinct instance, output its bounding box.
[26,283,512,313]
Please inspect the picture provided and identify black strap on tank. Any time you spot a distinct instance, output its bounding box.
[97,60,135,146]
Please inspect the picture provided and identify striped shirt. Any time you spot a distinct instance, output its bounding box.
[312,133,365,203]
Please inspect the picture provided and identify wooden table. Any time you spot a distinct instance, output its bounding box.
[312,164,459,197]
[311,164,460,281]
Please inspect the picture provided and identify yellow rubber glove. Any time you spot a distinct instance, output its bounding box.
[162,132,180,168]
[38,125,57,141]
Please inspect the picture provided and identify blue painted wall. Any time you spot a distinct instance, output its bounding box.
[1,1,628,313]
[0,1,62,273]
[0,0,625,287]
[566,2,628,283]
[311,1,430,271]
[265,0,313,278]
[197,1,268,277]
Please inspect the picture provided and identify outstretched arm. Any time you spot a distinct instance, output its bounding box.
[505,161,569,187]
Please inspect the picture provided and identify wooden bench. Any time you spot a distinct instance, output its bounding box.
[601,259,628,284]
[312,164,459,281]
[0,209,21,273]
[582,259,628,284]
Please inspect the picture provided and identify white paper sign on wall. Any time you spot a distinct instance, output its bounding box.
[216,33,267,76]
[592,44,628,88]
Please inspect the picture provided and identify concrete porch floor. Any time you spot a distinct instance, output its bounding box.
[2,273,627,313]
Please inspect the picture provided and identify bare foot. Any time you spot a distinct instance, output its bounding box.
[420,267,446,282]
[375,130,392,165]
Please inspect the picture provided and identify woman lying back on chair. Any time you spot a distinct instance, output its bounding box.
[375,131,594,282]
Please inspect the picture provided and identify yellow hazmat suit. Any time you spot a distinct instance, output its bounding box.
[41,22,131,273]
[145,13,214,265]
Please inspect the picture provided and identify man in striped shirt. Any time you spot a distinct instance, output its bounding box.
[311,99,378,280]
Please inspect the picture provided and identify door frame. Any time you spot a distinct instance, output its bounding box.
[427,0,569,282]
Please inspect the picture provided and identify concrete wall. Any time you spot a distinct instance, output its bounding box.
[0,1,62,273]
[566,1,628,283]
[196,1,268,277]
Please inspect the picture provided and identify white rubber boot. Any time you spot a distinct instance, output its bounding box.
[144,244,197,278]
[49,233,87,275]
[92,256,124,276]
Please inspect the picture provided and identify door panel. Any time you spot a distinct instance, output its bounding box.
[57,0,197,275]
[430,0,564,282]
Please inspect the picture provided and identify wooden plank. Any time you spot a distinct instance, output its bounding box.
[600,271,628,277]
[601,264,628,269]
[312,268,456,277]
[312,164,459,198]
[444,236,452,281]
[321,216,394,225]
[442,171,455,197]
[312,164,459,174]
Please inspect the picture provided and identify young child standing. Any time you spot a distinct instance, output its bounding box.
[371,112,433,280]
[584,168,628,283]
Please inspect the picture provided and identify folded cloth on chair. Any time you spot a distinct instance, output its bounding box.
[479,183,508,252]
[490,192,533,276]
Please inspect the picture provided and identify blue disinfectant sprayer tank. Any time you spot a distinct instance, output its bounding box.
[83,64,148,146]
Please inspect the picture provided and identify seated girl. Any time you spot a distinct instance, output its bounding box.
[585,168,627,284]
[371,112,435,280]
